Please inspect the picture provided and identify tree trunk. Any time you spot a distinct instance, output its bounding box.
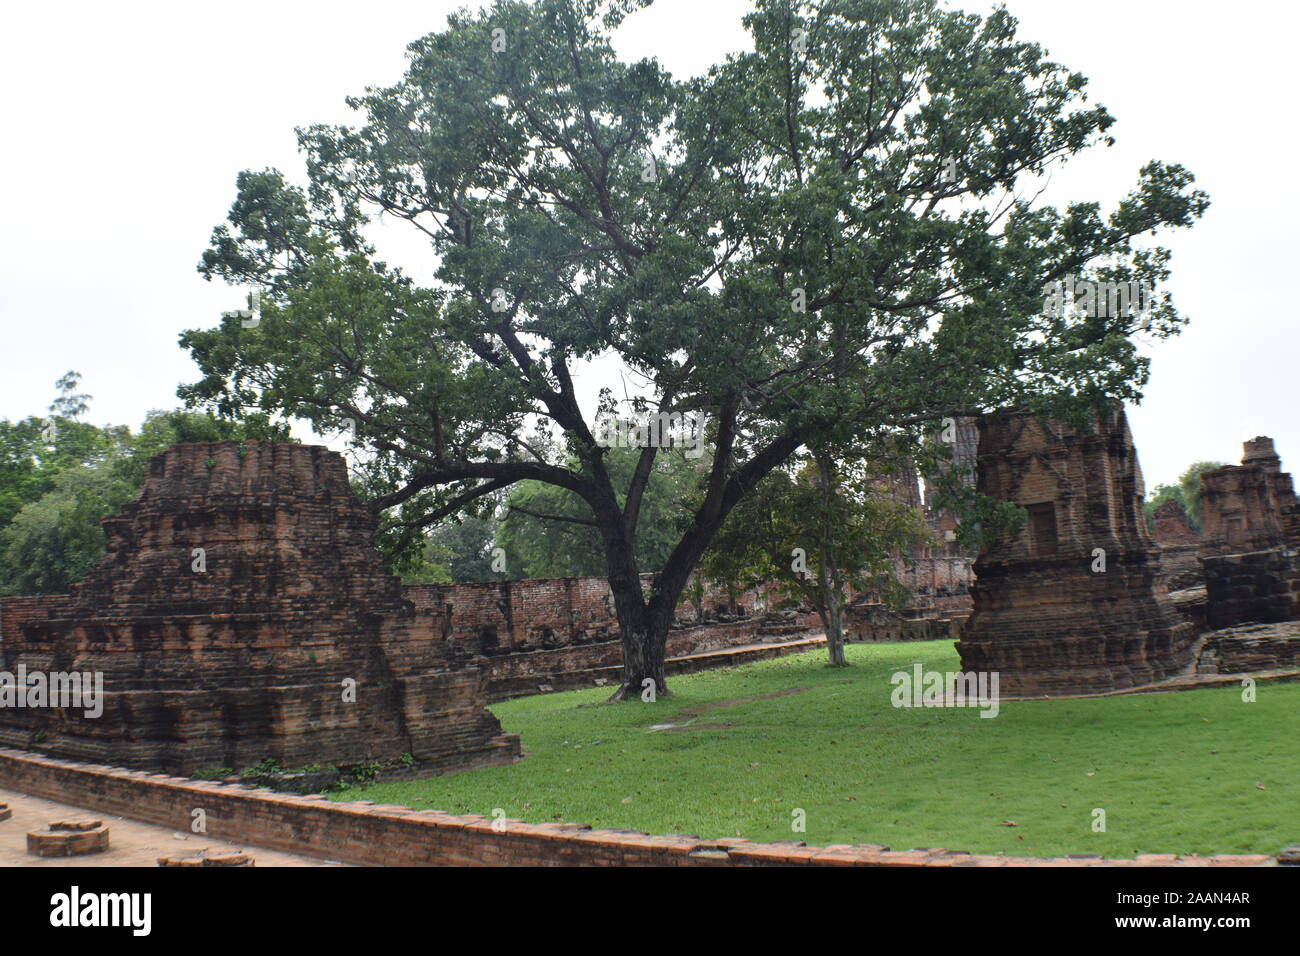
[814,452,850,667]
[608,617,670,701]
[597,429,781,700]
[824,589,848,667]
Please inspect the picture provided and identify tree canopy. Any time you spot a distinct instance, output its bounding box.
[181,0,1208,696]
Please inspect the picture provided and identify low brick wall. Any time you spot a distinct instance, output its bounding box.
[1199,620,1300,673]
[485,614,821,699]
[0,747,1276,867]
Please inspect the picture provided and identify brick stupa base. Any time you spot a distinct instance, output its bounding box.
[0,442,520,776]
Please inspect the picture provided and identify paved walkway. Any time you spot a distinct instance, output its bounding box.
[0,787,343,867]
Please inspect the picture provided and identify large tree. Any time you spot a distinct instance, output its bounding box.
[181,0,1208,698]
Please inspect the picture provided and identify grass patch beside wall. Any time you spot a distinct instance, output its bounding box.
[334,641,1299,858]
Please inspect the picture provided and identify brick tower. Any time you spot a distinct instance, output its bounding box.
[956,407,1196,695]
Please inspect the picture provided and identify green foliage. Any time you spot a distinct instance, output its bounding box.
[0,371,129,527]
[1144,460,1227,531]
[703,449,931,613]
[0,464,138,596]
[335,642,1300,858]
[240,757,282,779]
[1178,461,1228,529]
[498,445,702,579]
[0,376,292,596]
[424,513,499,582]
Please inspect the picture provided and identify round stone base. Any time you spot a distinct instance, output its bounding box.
[27,819,111,857]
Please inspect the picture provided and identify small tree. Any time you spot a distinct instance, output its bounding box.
[704,448,930,666]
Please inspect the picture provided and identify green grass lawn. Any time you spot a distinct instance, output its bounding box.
[334,641,1300,858]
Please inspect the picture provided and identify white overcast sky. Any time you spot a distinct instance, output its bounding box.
[0,0,1294,490]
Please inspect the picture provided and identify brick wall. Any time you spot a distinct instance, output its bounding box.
[401,574,773,652]
[395,575,818,698]
[1202,548,1300,629]
[480,613,822,699]
[0,747,1272,868]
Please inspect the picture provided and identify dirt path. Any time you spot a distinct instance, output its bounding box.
[0,787,344,867]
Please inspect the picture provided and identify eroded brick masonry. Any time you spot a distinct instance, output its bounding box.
[0,442,520,775]
[957,407,1198,695]
[1199,438,1300,628]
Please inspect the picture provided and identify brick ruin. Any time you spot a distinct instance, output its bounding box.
[1200,437,1300,553]
[1198,438,1300,629]
[1151,499,1202,590]
[402,577,821,700]
[0,442,521,776]
[923,415,980,555]
[2,421,1295,774]
[0,442,825,772]
[1153,499,1199,546]
[956,406,1198,695]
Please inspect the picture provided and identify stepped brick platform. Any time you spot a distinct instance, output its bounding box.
[0,746,1279,867]
[0,441,520,776]
[1197,620,1300,674]
[958,407,1196,696]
